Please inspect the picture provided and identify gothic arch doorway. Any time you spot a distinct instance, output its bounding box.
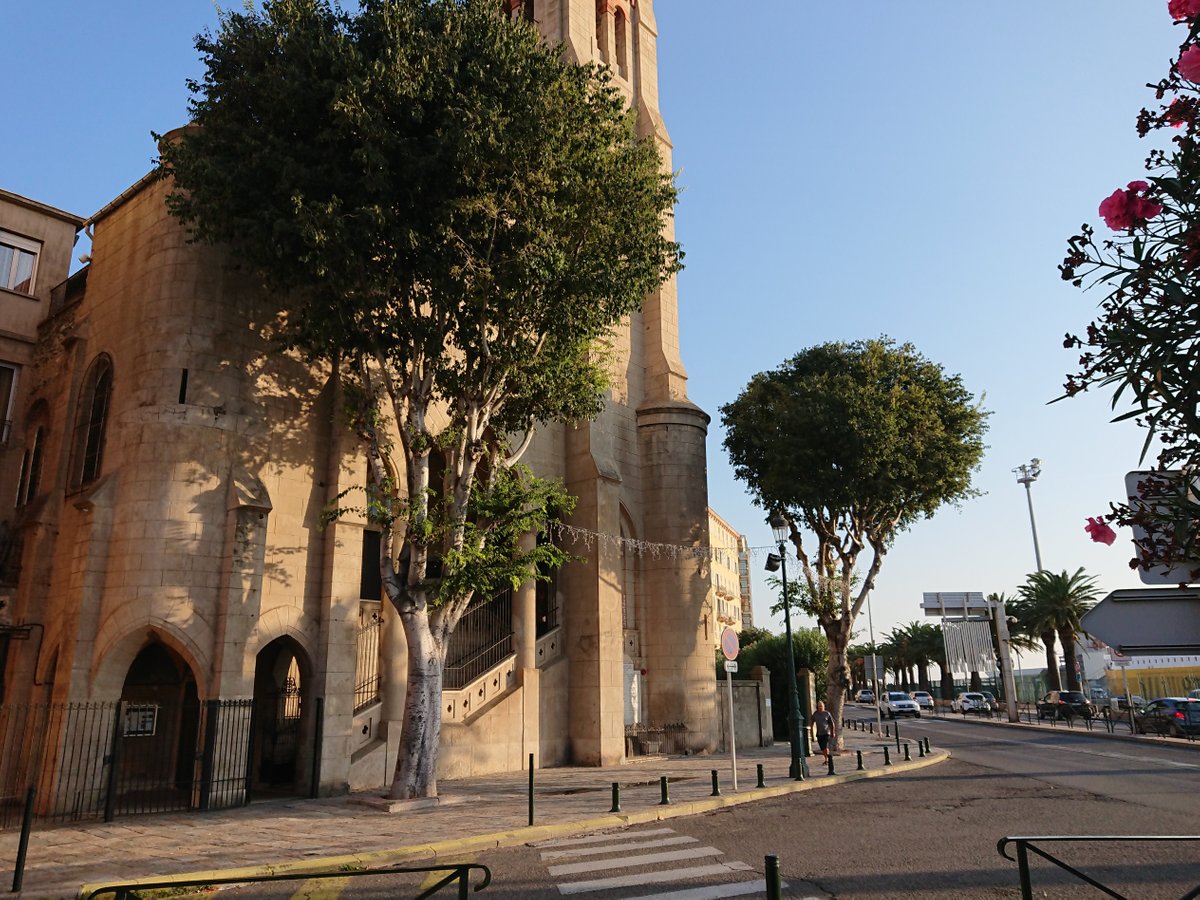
[117,641,201,810]
[252,637,312,795]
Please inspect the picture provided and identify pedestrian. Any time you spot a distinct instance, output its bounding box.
[811,700,835,762]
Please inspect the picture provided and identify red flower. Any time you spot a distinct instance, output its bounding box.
[1166,99,1190,128]
[1180,44,1200,81]
[1170,0,1200,21]
[1085,516,1117,546]
[1098,181,1164,231]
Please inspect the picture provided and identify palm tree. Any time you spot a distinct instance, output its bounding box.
[1016,569,1101,692]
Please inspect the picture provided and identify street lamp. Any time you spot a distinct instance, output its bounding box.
[765,513,809,780]
[1013,458,1044,571]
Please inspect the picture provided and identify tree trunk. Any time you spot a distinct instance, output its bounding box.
[1042,629,1061,691]
[969,671,981,691]
[917,662,930,693]
[389,609,445,799]
[824,621,854,750]
[939,669,954,704]
[1059,627,1081,692]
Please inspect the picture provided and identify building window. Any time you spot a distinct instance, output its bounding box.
[360,529,382,601]
[0,364,17,446]
[70,355,112,491]
[0,231,40,295]
[614,7,628,79]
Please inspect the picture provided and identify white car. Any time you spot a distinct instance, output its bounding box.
[880,691,921,718]
[854,689,875,703]
[952,691,987,713]
[909,691,934,710]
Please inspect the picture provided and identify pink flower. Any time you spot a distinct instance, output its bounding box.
[1170,0,1200,21]
[1167,99,1190,127]
[1180,44,1200,81]
[1098,181,1164,230]
[1085,516,1117,546]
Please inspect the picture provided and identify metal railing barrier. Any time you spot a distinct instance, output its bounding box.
[82,862,493,900]
[997,835,1200,900]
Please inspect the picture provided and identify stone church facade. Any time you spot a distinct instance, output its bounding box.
[0,0,717,805]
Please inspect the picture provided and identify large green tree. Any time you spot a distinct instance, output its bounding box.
[721,338,988,738]
[159,0,680,798]
[1014,569,1100,693]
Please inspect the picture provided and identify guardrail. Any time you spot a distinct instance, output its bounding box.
[82,862,492,899]
[997,835,1200,899]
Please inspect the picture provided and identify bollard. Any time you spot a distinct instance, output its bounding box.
[869,722,874,734]
[895,725,901,753]
[925,737,931,754]
[610,782,621,813]
[903,743,911,761]
[883,745,892,766]
[756,763,766,789]
[827,753,835,776]
[528,753,535,827]
[765,854,783,900]
[883,724,889,738]
[12,786,35,893]
[660,775,670,806]
[918,740,926,758]
[856,749,864,770]
[711,769,721,797]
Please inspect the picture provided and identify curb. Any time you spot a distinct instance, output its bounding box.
[922,711,1200,750]
[76,750,948,898]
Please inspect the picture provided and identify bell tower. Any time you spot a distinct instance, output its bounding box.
[524,0,717,760]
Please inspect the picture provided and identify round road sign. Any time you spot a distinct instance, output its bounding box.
[720,627,739,661]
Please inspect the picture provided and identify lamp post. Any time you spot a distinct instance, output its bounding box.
[1013,458,1044,571]
[765,514,808,780]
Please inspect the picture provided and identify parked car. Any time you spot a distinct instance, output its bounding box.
[1133,697,1200,737]
[854,689,875,703]
[1116,694,1146,710]
[1036,690,1097,720]
[909,691,935,710]
[881,691,922,718]
[981,691,1000,712]
[952,692,987,713]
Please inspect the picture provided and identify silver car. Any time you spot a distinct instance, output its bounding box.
[881,691,922,718]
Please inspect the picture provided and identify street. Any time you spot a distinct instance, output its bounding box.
[174,716,1200,899]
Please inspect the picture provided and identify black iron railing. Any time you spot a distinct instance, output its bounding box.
[998,835,1200,899]
[444,589,513,690]
[354,609,383,711]
[82,862,492,899]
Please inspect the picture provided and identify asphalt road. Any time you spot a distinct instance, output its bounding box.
[180,716,1200,898]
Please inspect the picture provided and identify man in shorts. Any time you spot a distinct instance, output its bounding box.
[811,700,836,762]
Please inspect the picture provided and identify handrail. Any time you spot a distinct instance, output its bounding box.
[82,862,492,899]
[997,835,1200,900]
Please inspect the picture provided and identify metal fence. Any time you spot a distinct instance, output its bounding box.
[0,698,256,830]
[355,610,383,711]
[445,588,513,690]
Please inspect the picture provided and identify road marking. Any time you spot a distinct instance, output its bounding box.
[557,861,751,895]
[541,835,700,859]
[549,846,725,877]
[535,827,676,848]
[633,881,805,900]
[289,876,349,899]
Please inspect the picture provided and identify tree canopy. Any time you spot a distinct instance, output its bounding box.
[721,338,988,725]
[159,0,681,798]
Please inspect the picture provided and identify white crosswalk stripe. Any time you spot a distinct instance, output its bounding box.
[534,826,786,897]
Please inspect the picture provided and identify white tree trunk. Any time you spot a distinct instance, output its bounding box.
[825,620,854,750]
[389,609,445,799]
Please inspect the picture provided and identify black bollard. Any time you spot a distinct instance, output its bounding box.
[660,775,670,805]
[765,854,783,900]
[895,725,901,753]
[528,753,535,826]
[869,722,874,734]
[711,769,721,797]
[756,763,766,788]
[884,724,890,738]
[883,745,892,766]
[610,782,621,813]
[856,749,864,770]
[12,786,35,893]
[827,753,835,776]
[903,743,911,761]
[918,740,926,758]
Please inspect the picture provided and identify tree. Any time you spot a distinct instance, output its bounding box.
[721,338,988,738]
[734,630,829,739]
[1015,569,1100,693]
[1060,5,1200,576]
[159,0,680,798]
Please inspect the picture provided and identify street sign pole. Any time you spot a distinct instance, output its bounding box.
[721,628,740,791]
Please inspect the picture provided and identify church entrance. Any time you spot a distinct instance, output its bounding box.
[251,637,312,795]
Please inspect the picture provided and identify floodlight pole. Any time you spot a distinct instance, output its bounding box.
[1013,459,1044,572]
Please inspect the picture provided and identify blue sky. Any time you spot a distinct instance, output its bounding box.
[3,2,1185,639]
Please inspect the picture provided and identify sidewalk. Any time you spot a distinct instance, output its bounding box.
[3,729,942,899]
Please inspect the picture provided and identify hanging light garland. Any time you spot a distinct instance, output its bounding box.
[546,522,780,562]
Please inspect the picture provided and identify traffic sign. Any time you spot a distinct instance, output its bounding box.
[720,627,739,661]
[724,660,738,673]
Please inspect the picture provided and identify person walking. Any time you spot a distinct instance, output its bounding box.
[812,700,836,762]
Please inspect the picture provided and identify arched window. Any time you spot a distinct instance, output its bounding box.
[70,355,113,491]
[614,8,628,79]
[595,0,609,64]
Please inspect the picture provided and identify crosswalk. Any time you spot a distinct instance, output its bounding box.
[533,826,789,898]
